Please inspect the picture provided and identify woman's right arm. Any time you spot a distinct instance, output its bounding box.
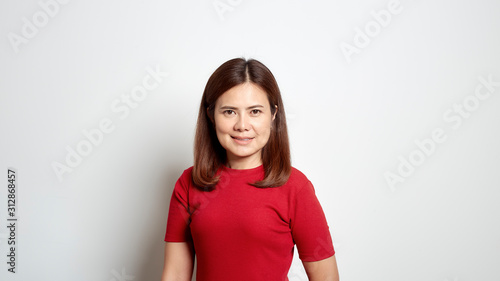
[161,241,195,281]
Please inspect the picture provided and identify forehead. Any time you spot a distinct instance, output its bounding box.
[215,83,269,107]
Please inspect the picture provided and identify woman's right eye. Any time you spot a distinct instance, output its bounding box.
[223,110,235,115]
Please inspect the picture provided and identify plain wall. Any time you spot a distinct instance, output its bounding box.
[1,0,499,280]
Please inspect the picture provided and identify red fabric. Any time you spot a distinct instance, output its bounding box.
[164,165,335,281]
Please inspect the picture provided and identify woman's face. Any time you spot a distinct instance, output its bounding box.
[213,82,276,169]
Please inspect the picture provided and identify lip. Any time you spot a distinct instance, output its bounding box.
[231,136,254,145]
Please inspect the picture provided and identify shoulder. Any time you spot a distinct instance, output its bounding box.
[282,167,312,193]
[174,166,194,188]
[287,166,310,185]
[182,166,194,176]
[177,166,194,179]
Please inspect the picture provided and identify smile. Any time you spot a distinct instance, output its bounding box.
[231,136,254,144]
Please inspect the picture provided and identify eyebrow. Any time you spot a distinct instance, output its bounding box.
[218,105,265,110]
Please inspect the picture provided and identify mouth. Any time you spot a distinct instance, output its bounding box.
[231,136,254,144]
[231,136,254,141]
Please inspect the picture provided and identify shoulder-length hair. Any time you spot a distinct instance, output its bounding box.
[192,58,291,189]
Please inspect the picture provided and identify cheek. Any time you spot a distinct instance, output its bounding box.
[214,125,227,147]
[213,116,225,132]
[257,119,273,136]
[214,118,233,139]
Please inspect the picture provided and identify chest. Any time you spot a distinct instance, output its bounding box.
[188,179,291,242]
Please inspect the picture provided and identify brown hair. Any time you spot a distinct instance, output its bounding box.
[192,58,291,189]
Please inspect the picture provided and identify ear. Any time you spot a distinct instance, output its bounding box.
[272,105,278,121]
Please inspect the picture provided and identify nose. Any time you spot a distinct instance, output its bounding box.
[234,112,250,131]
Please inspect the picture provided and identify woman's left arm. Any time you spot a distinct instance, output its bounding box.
[302,255,339,281]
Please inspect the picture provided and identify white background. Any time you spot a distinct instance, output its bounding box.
[1,0,500,280]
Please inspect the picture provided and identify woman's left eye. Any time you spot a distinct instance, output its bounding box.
[250,109,261,115]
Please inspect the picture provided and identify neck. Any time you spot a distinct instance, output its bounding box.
[226,158,262,170]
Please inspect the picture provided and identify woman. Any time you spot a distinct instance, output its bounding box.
[161,58,339,281]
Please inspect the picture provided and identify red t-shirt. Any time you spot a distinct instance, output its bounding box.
[164,165,335,281]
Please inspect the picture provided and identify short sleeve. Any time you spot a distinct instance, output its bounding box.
[290,181,335,262]
[164,170,193,242]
